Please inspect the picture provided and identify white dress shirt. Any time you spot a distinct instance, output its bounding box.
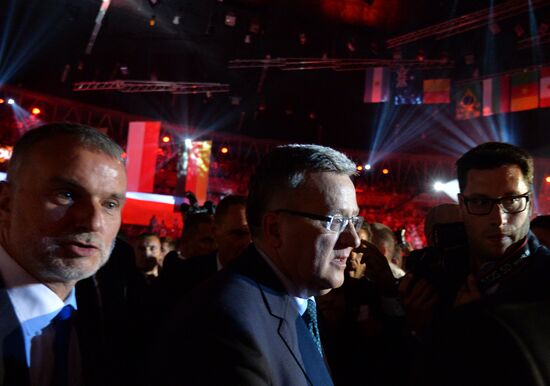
[0,244,81,386]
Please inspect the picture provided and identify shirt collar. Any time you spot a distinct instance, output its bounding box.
[255,245,313,316]
[0,244,77,334]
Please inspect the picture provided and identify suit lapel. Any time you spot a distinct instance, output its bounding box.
[0,285,30,386]
[233,246,333,386]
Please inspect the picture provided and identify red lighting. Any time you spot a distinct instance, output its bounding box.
[356,165,363,171]
[31,107,41,115]
[382,168,389,175]
[162,136,171,143]
[220,146,229,154]
[0,98,4,104]
[546,176,550,183]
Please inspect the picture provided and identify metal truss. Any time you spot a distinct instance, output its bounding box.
[386,0,550,48]
[73,80,230,95]
[228,57,454,71]
[517,31,550,50]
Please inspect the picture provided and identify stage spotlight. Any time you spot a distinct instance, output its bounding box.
[149,15,156,27]
[433,179,460,202]
[185,138,192,147]
[356,165,363,171]
[0,98,4,104]
[31,107,41,115]
[546,176,550,183]
[220,146,229,154]
[7,98,15,105]
[382,168,389,175]
[364,164,372,171]
[162,135,171,143]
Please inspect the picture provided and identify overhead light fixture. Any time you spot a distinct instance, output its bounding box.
[148,0,160,7]
[225,12,236,27]
[173,16,180,25]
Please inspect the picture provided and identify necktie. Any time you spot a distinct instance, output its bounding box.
[302,299,323,356]
[51,305,74,386]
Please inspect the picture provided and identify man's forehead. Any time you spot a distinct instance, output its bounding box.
[463,165,528,194]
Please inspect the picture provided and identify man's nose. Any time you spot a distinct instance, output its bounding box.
[338,221,361,249]
[488,202,509,225]
[73,200,103,231]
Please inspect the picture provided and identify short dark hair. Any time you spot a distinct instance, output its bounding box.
[7,122,124,184]
[214,195,247,225]
[136,232,161,241]
[456,142,534,192]
[531,215,550,230]
[246,144,356,238]
[182,213,214,239]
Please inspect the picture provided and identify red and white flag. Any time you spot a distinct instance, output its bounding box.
[363,67,390,103]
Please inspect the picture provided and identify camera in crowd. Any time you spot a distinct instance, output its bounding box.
[179,191,216,218]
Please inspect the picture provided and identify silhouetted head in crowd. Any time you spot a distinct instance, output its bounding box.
[369,223,399,264]
[531,215,550,247]
[134,232,163,276]
[456,142,534,262]
[179,213,216,259]
[247,144,361,297]
[347,223,371,279]
[214,195,250,267]
[0,123,127,299]
[160,236,177,258]
[424,203,462,247]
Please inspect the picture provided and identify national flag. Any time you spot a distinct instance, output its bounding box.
[482,75,510,116]
[126,121,161,193]
[393,66,422,105]
[363,67,390,103]
[540,67,550,108]
[455,82,481,120]
[423,79,451,104]
[510,70,539,112]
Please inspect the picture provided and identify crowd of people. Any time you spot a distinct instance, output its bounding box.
[0,122,549,386]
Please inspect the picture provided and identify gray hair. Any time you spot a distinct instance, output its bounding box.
[246,144,356,238]
[7,123,125,184]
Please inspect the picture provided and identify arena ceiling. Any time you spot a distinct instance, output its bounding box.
[1,0,550,157]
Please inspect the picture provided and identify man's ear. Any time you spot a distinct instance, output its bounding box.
[0,181,12,222]
[261,212,283,248]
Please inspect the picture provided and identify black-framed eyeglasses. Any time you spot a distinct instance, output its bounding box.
[274,209,364,233]
[460,192,531,215]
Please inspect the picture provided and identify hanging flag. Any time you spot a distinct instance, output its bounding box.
[363,67,390,103]
[540,66,550,108]
[393,66,422,105]
[482,75,510,116]
[423,79,451,104]
[510,70,539,112]
[126,121,161,193]
[455,82,481,120]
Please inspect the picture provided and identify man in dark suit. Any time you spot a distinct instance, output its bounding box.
[150,144,362,386]
[0,123,127,386]
[158,195,250,300]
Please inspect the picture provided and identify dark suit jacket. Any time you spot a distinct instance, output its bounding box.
[0,276,119,386]
[150,244,334,386]
[0,285,28,386]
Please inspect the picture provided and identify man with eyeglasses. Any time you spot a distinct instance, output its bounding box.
[149,144,360,386]
[393,142,550,386]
